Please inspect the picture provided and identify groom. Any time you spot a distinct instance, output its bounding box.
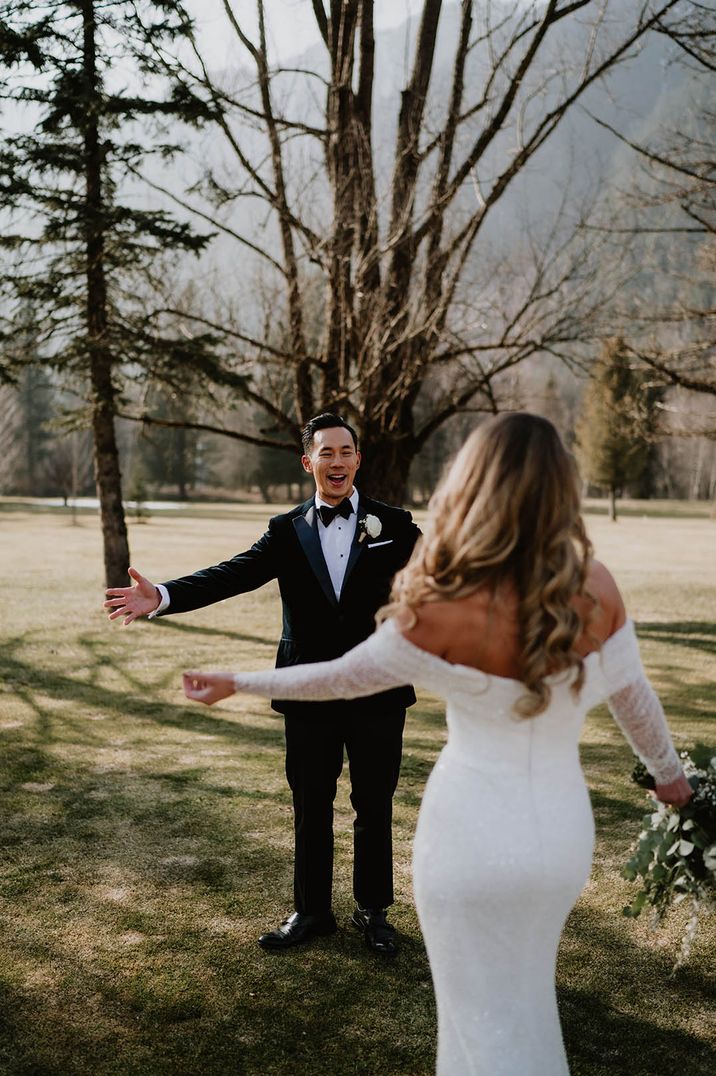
[105,413,420,955]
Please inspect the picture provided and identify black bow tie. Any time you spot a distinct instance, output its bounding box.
[318,500,353,527]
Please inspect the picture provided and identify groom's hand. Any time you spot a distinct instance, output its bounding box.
[104,567,161,625]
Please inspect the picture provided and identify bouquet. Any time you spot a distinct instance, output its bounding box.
[622,745,716,968]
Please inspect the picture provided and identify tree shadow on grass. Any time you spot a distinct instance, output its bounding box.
[588,788,644,832]
[0,643,437,1074]
[2,736,291,880]
[0,647,284,753]
[1,695,433,1074]
[196,932,436,1076]
[637,621,716,658]
[1,741,303,1072]
[562,987,716,1076]
[0,918,437,1076]
[3,617,713,1072]
[559,901,715,1075]
[0,976,130,1076]
[641,670,716,729]
[1,626,294,936]
[152,617,276,649]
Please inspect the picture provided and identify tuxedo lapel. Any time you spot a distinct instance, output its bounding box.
[340,497,369,596]
[293,503,339,609]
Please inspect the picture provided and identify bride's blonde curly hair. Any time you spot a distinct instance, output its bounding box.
[384,412,593,716]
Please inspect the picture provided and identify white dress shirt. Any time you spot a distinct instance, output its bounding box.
[315,487,359,601]
[149,487,359,617]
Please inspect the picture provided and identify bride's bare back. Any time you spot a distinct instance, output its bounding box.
[400,560,626,680]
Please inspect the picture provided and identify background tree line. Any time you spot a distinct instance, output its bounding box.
[3,336,714,513]
[0,1,714,583]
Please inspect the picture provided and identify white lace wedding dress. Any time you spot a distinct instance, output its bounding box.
[231,618,683,1075]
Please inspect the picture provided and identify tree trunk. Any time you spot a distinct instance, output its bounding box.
[357,433,417,506]
[89,372,128,580]
[82,0,130,586]
[608,486,617,522]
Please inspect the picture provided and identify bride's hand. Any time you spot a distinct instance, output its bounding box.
[654,773,693,808]
[183,671,236,706]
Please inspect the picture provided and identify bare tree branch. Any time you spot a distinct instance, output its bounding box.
[586,110,713,184]
[311,0,329,47]
[118,410,299,451]
[107,0,712,501]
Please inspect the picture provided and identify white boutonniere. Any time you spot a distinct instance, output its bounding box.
[358,513,382,543]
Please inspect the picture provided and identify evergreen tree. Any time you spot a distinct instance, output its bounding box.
[0,303,53,493]
[0,1,228,583]
[16,308,54,493]
[17,364,54,493]
[576,338,660,521]
[0,384,21,492]
[133,387,201,500]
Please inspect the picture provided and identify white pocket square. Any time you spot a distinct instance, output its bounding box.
[367,539,393,548]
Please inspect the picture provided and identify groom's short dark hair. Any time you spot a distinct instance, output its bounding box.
[301,413,359,454]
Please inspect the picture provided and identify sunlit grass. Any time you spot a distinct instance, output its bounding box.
[1,506,714,1073]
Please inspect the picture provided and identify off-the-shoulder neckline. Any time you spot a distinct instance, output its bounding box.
[384,616,636,688]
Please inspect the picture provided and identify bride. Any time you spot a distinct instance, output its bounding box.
[183,412,692,1075]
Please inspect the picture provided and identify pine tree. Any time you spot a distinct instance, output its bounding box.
[0,1,225,583]
[576,338,659,521]
[0,303,52,493]
[133,386,201,500]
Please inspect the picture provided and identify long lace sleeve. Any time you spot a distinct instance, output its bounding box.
[232,619,451,701]
[597,622,684,785]
[233,619,473,701]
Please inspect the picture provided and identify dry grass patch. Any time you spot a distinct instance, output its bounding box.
[1,505,714,1074]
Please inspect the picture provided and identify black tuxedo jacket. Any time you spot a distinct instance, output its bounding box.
[160,494,421,717]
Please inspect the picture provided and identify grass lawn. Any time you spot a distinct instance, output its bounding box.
[1,503,714,1075]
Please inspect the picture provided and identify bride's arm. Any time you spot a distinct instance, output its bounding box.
[584,564,691,807]
[599,622,691,805]
[607,675,691,804]
[183,620,430,706]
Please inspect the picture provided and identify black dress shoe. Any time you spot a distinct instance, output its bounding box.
[351,906,399,956]
[258,911,337,951]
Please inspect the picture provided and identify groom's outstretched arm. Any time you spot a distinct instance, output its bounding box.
[104,522,279,625]
[158,525,278,615]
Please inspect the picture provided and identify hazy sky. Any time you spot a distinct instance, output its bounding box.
[185,0,426,65]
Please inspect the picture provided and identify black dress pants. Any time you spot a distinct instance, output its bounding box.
[284,707,406,915]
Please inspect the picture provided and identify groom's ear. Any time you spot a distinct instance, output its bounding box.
[355,450,361,470]
[301,454,313,475]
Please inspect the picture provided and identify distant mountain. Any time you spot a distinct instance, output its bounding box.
[164,2,692,295]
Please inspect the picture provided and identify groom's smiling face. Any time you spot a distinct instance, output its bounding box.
[302,426,361,505]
